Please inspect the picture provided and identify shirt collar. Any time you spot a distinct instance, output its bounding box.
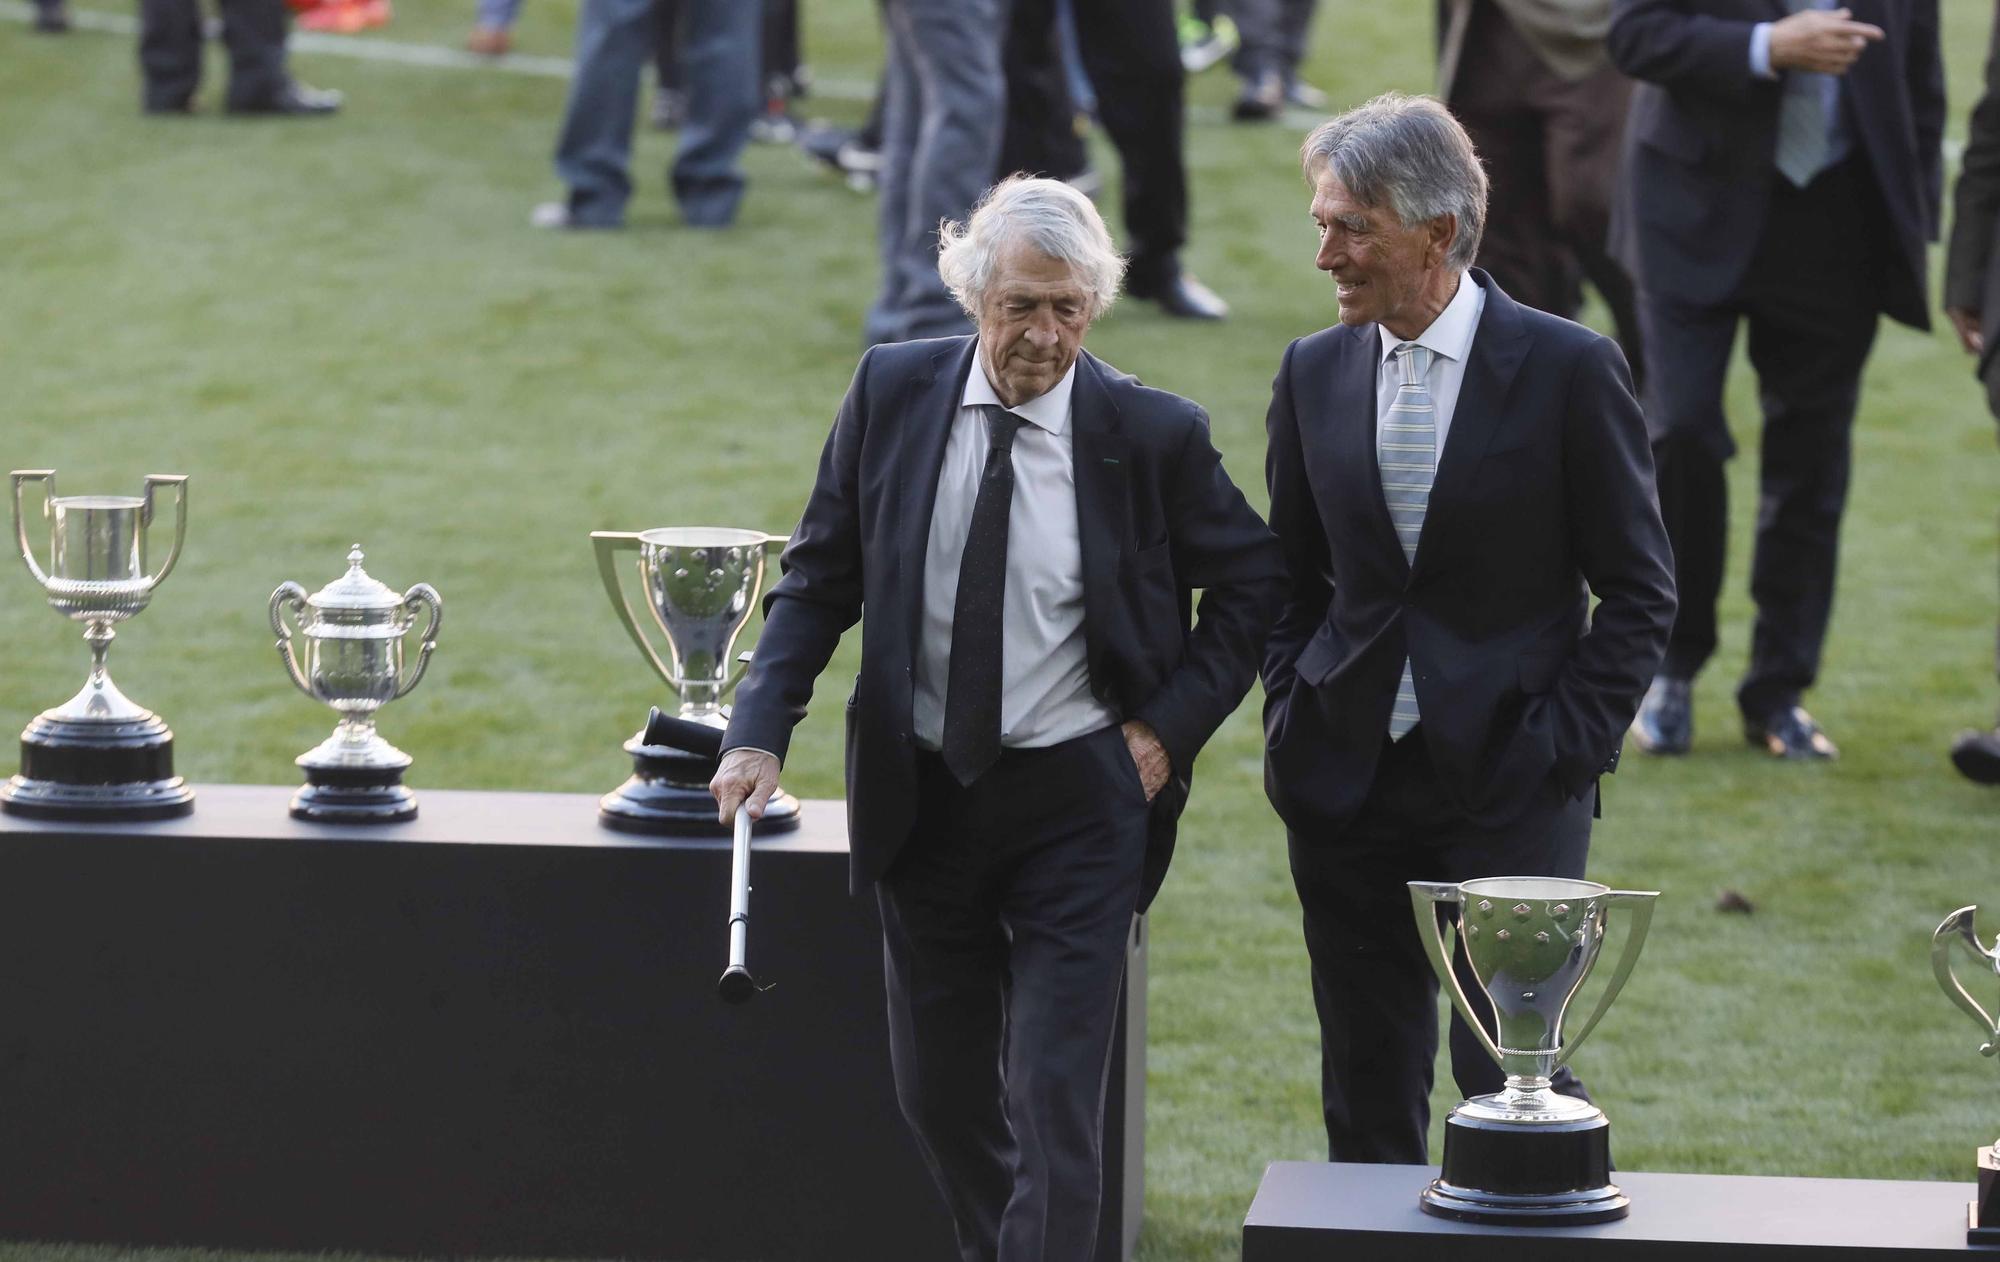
[1375,270,1482,369]
[961,353,1077,436]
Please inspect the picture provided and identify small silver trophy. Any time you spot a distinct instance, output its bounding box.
[1409,877,1659,1224]
[270,546,442,823]
[3,469,195,820]
[1932,906,2000,1243]
[592,526,799,836]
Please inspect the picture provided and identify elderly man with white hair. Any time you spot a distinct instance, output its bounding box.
[714,175,1282,1260]
[1261,93,1676,1164]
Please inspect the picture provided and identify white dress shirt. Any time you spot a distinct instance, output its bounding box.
[1374,270,1486,462]
[910,356,1118,751]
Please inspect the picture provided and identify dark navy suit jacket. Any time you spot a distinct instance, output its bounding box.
[1607,0,1943,330]
[1261,272,1677,837]
[723,336,1284,911]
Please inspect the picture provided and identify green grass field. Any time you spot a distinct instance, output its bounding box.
[3,1,1999,1257]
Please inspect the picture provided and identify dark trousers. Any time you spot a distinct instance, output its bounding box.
[1288,728,1594,1163]
[1230,0,1317,85]
[553,0,759,226]
[1638,158,1884,719]
[1001,0,1187,287]
[1450,0,1643,390]
[878,725,1149,1262]
[138,0,288,111]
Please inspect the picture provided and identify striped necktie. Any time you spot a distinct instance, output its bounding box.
[1381,341,1435,739]
[1775,0,1834,187]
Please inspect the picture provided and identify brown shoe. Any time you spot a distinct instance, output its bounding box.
[465,25,511,56]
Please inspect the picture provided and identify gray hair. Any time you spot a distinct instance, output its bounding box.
[1300,93,1488,272]
[937,176,1126,321]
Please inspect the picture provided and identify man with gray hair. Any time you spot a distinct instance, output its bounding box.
[1261,93,1675,1162]
[713,176,1282,1258]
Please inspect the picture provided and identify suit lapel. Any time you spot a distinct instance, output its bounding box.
[1412,271,1529,582]
[897,338,979,651]
[1070,352,1127,692]
[1324,323,1407,580]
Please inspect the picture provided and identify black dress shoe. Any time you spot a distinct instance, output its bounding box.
[32,3,71,32]
[1629,675,1691,755]
[143,98,194,115]
[1951,725,2000,785]
[1744,704,1838,761]
[1128,270,1229,320]
[1232,70,1284,122]
[227,82,343,116]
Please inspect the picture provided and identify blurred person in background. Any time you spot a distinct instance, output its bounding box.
[1228,0,1323,121]
[139,0,341,114]
[646,0,806,138]
[1001,0,1231,321]
[1943,0,2000,787]
[532,0,758,229]
[1611,0,1942,761]
[1437,0,1643,388]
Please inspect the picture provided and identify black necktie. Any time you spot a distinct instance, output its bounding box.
[941,405,1026,786]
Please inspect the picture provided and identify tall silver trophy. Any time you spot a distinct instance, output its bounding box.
[270,546,442,823]
[3,469,195,820]
[1409,877,1659,1224]
[1932,905,2000,1243]
[592,527,799,836]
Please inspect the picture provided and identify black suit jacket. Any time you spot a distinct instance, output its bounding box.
[723,336,1285,911]
[1606,0,1943,330]
[1946,0,2000,420]
[1261,272,1676,837]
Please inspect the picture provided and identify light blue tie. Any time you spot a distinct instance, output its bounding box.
[1775,0,1834,187]
[1381,342,1435,740]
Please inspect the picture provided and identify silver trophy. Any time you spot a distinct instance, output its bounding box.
[270,546,442,823]
[3,469,194,820]
[592,526,799,836]
[1932,906,2000,1242]
[1409,877,1659,1224]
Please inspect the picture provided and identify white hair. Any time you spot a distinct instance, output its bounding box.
[1301,92,1489,272]
[937,176,1126,322]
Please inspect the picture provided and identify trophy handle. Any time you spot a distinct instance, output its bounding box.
[1408,881,1508,1067]
[722,534,789,692]
[269,581,315,700]
[1552,888,1659,1072]
[1933,906,2000,1055]
[11,469,54,587]
[140,474,189,589]
[395,583,444,699]
[592,530,677,689]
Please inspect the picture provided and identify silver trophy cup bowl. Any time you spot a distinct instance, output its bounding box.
[271,545,442,823]
[1931,905,2000,1242]
[592,526,799,836]
[1409,876,1658,1224]
[2,469,194,819]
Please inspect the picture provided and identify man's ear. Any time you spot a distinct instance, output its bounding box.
[1426,213,1459,270]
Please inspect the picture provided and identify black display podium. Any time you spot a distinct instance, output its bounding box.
[0,786,1144,1262]
[1244,1161,1993,1260]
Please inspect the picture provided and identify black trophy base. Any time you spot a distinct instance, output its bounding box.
[1968,1146,2000,1243]
[0,710,194,822]
[291,763,418,824]
[599,731,802,839]
[1418,1107,1628,1226]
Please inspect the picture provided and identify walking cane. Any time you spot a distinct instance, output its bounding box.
[718,802,759,1003]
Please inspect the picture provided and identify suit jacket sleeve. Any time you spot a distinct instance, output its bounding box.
[1607,0,1762,98]
[1542,336,1678,797]
[720,351,874,764]
[1260,338,1333,698]
[1129,406,1286,777]
[1911,0,1946,240]
[1947,4,2000,311]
